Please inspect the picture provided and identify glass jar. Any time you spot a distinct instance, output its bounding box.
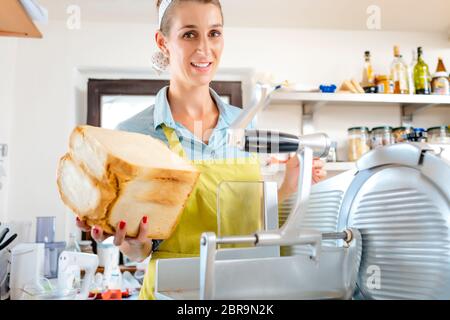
[431,72,450,95]
[78,240,94,254]
[348,127,371,161]
[375,75,394,94]
[371,126,394,149]
[405,128,427,142]
[427,126,450,144]
[65,232,80,252]
[393,126,414,143]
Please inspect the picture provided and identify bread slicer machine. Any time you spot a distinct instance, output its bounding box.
[154,84,362,300]
[155,84,450,299]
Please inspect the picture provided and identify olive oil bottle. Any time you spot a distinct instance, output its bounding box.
[413,47,432,94]
[362,51,375,88]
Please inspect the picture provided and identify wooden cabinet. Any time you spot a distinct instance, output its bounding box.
[0,0,42,38]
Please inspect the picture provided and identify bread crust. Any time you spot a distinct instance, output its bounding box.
[57,126,200,239]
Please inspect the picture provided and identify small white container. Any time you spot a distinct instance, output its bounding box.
[96,242,119,268]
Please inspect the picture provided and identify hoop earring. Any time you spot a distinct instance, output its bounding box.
[151,51,169,75]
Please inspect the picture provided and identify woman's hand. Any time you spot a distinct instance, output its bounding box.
[76,216,153,262]
[275,155,327,203]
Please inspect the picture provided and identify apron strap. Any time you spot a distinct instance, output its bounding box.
[161,124,188,159]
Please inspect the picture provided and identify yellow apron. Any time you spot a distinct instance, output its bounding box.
[139,125,263,300]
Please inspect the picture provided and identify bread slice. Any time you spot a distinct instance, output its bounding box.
[57,153,116,220]
[57,125,200,239]
[351,79,365,94]
[339,80,358,93]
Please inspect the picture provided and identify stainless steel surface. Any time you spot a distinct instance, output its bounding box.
[322,232,348,241]
[296,169,357,248]
[297,133,332,159]
[156,247,282,300]
[198,229,362,300]
[263,181,280,231]
[355,142,432,171]
[347,163,450,299]
[304,143,450,300]
[215,235,256,245]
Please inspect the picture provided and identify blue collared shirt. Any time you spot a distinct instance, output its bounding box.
[116,86,255,161]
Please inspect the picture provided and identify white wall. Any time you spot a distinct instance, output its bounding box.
[3,19,450,240]
[0,38,18,223]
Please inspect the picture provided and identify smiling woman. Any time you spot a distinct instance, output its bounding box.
[75,0,325,301]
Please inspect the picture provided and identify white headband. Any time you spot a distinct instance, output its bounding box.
[158,0,173,29]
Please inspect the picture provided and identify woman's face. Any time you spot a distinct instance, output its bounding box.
[157,2,224,87]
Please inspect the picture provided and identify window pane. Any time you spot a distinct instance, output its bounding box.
[220,95,230,104]
[101,95,155,129]
[101,94,231,129]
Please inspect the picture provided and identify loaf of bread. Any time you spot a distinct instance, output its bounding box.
[57,125,199,239]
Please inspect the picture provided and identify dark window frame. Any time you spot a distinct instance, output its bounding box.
[87,79,243,127]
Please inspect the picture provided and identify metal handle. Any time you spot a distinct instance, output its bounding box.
[244,130,299,153]
[242,130,331,159]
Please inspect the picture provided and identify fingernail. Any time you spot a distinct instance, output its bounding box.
[119,221,126,230]
[143,216,148,224]
[93,227,100,235]
[76,216,81,222]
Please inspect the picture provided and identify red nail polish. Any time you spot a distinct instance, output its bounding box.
[76,217,81,222]
[119,221,126,230]
[143,216,148,224]
[93,228,99,235]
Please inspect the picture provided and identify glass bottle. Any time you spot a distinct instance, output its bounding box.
[362,51,375,88]
[407,49,417,95]
[431,57,450,95]
[390,46,409,94]
[414,47,432,94]
[65,232,81,252]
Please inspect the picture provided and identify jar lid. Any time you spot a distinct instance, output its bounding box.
[414,128,426,133]
[78,240,92,246]
[348,126,370,132]
[432,72,449,78]
[427,125,449,132]
[393,126,413,131]
[376,75,388,81]
[372,126,393,131]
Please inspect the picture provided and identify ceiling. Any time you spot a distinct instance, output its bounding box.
[37,0,450,34]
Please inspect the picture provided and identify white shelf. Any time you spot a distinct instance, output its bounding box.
[271,91,450,105]
[270,91,450,122]
[324,162,356,172]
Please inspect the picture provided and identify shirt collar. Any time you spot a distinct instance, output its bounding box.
[153,86,176,130]
[153,86,232,131]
